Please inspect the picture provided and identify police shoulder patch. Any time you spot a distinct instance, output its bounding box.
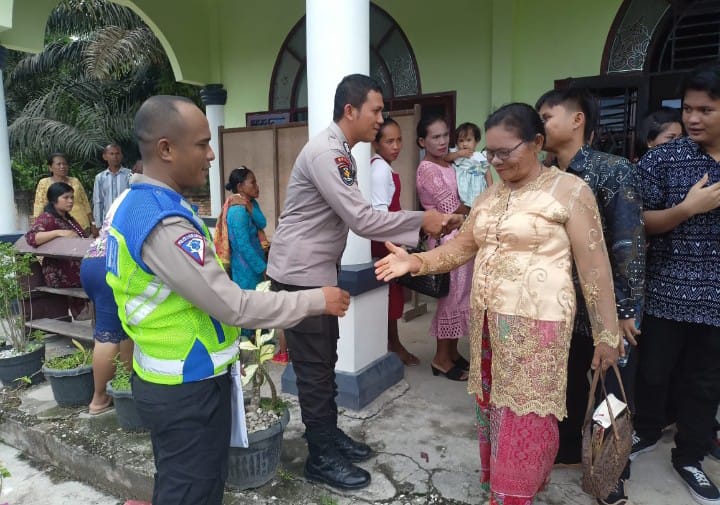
[335,156,356,186]
[175,232,205,266]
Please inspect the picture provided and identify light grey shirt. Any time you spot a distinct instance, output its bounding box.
[93,166,132,225]
[267,122,424,286]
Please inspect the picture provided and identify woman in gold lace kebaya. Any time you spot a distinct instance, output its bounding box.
[375,103,621,505]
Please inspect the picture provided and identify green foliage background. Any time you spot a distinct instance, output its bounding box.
[7,0,201,199]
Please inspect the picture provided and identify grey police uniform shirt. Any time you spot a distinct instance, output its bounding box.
[267,122,425,287]
[132,174,327,332]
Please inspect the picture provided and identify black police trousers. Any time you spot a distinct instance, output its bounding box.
[270,279,340,432]
[132,373,231,505]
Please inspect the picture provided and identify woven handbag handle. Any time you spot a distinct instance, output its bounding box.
[583,364,629,440]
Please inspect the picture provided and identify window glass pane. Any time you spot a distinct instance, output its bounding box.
[370,8,392,45]
[272,52,301,110]
[288,22,307,59]
[295,67,308,109]
[378,29,418,97]
[370,51,392,99]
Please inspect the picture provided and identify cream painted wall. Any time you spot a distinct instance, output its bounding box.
[0,0,57,53]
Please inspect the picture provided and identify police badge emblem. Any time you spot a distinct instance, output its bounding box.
[335,156,356,186]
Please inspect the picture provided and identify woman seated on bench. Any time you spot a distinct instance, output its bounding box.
[26,181,89,317]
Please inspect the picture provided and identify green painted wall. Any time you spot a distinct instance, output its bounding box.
[218,0,305,129]
[0,0,624,132]
[511,0,624,106]
[217,0,621,130]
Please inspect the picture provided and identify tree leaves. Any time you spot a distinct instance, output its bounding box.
[6,0,199,173]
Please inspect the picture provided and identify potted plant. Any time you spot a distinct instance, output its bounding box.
[106,355,146,431]
[0,242,45,387]
[226,282,290,490]
[42,339,94,407]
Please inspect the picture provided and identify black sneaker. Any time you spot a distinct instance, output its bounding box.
[629,431,658,461]
[596,479,627,505]
[675,463,720,505]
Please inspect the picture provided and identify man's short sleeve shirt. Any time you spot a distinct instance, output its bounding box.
[637,136,720,326]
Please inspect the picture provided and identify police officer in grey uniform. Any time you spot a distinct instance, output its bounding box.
[112,95,352,505]
[267,74,462,490]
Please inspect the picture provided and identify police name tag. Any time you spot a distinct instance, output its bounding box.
[106,235,119,276]
[175,232,205,266]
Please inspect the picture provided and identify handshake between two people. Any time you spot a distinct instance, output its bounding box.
[422,210,465,239]
[319,211,462,318]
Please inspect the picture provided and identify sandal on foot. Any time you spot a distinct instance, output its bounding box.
[453,355,470,371]
[431,363,468,381]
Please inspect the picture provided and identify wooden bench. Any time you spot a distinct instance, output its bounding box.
[13,236,95,342]
[25,318,94,344]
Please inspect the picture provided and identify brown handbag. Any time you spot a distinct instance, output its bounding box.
[581,364,633,498]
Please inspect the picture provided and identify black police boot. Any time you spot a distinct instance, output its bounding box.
[304,428,371,490]
[334,427,374,462]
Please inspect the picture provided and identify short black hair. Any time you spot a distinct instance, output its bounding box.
[484,103,545,142]
[134,95,195,159]
[455,122,481,143]
[682,60,720,100]
[535,88,597,143]
[642,107,682,144]
[333,74,383,122]
[225,166,252,192]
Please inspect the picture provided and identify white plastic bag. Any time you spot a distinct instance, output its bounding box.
[230,361,249,448]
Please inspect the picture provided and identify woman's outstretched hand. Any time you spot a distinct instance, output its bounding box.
[374,242,420,281]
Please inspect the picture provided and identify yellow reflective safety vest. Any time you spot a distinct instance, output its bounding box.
[105,183,239,385]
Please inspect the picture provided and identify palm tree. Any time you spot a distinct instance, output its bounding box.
[6,0,199,174]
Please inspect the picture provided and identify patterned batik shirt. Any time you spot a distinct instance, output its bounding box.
[638,136,720,327]
[567,145,646,337]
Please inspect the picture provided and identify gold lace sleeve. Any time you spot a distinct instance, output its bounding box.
[415,205,479,276]
[566,182,620,348]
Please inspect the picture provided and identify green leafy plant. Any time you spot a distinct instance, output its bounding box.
[45,339,92,369]
[110,354,131,391]
[11,158,48,193]
[0,460,10,496]
[239,280,282,414]
[0,243,40,354]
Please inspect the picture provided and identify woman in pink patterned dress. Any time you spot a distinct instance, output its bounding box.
[415,115,473,381]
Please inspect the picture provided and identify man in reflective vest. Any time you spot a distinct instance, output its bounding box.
[106,95,351,505]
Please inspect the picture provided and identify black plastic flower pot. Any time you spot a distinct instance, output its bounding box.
[0,344,45,386]
[106,381,147,431]
[226,407,290,490]
[42,364,93,407]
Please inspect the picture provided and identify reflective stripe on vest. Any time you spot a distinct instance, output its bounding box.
[133,343,238,377]
[125,278,172,326]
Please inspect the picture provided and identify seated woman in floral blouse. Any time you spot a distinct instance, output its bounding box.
[26,182,89,318]
[376,103,620,505]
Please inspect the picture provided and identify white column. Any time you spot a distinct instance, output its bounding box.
[307,0,370,265]
[306,0,389,375]
[200,84,227,217]
[0,47,17,234]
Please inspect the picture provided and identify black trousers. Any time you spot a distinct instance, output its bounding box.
[270,279,340,433]
[556,328,638,464]
[635,314,720,466]
[132,373,231,505]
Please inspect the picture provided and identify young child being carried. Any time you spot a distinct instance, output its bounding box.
[444,122,495,206]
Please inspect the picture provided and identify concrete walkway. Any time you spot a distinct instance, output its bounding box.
[0,303,712,504]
